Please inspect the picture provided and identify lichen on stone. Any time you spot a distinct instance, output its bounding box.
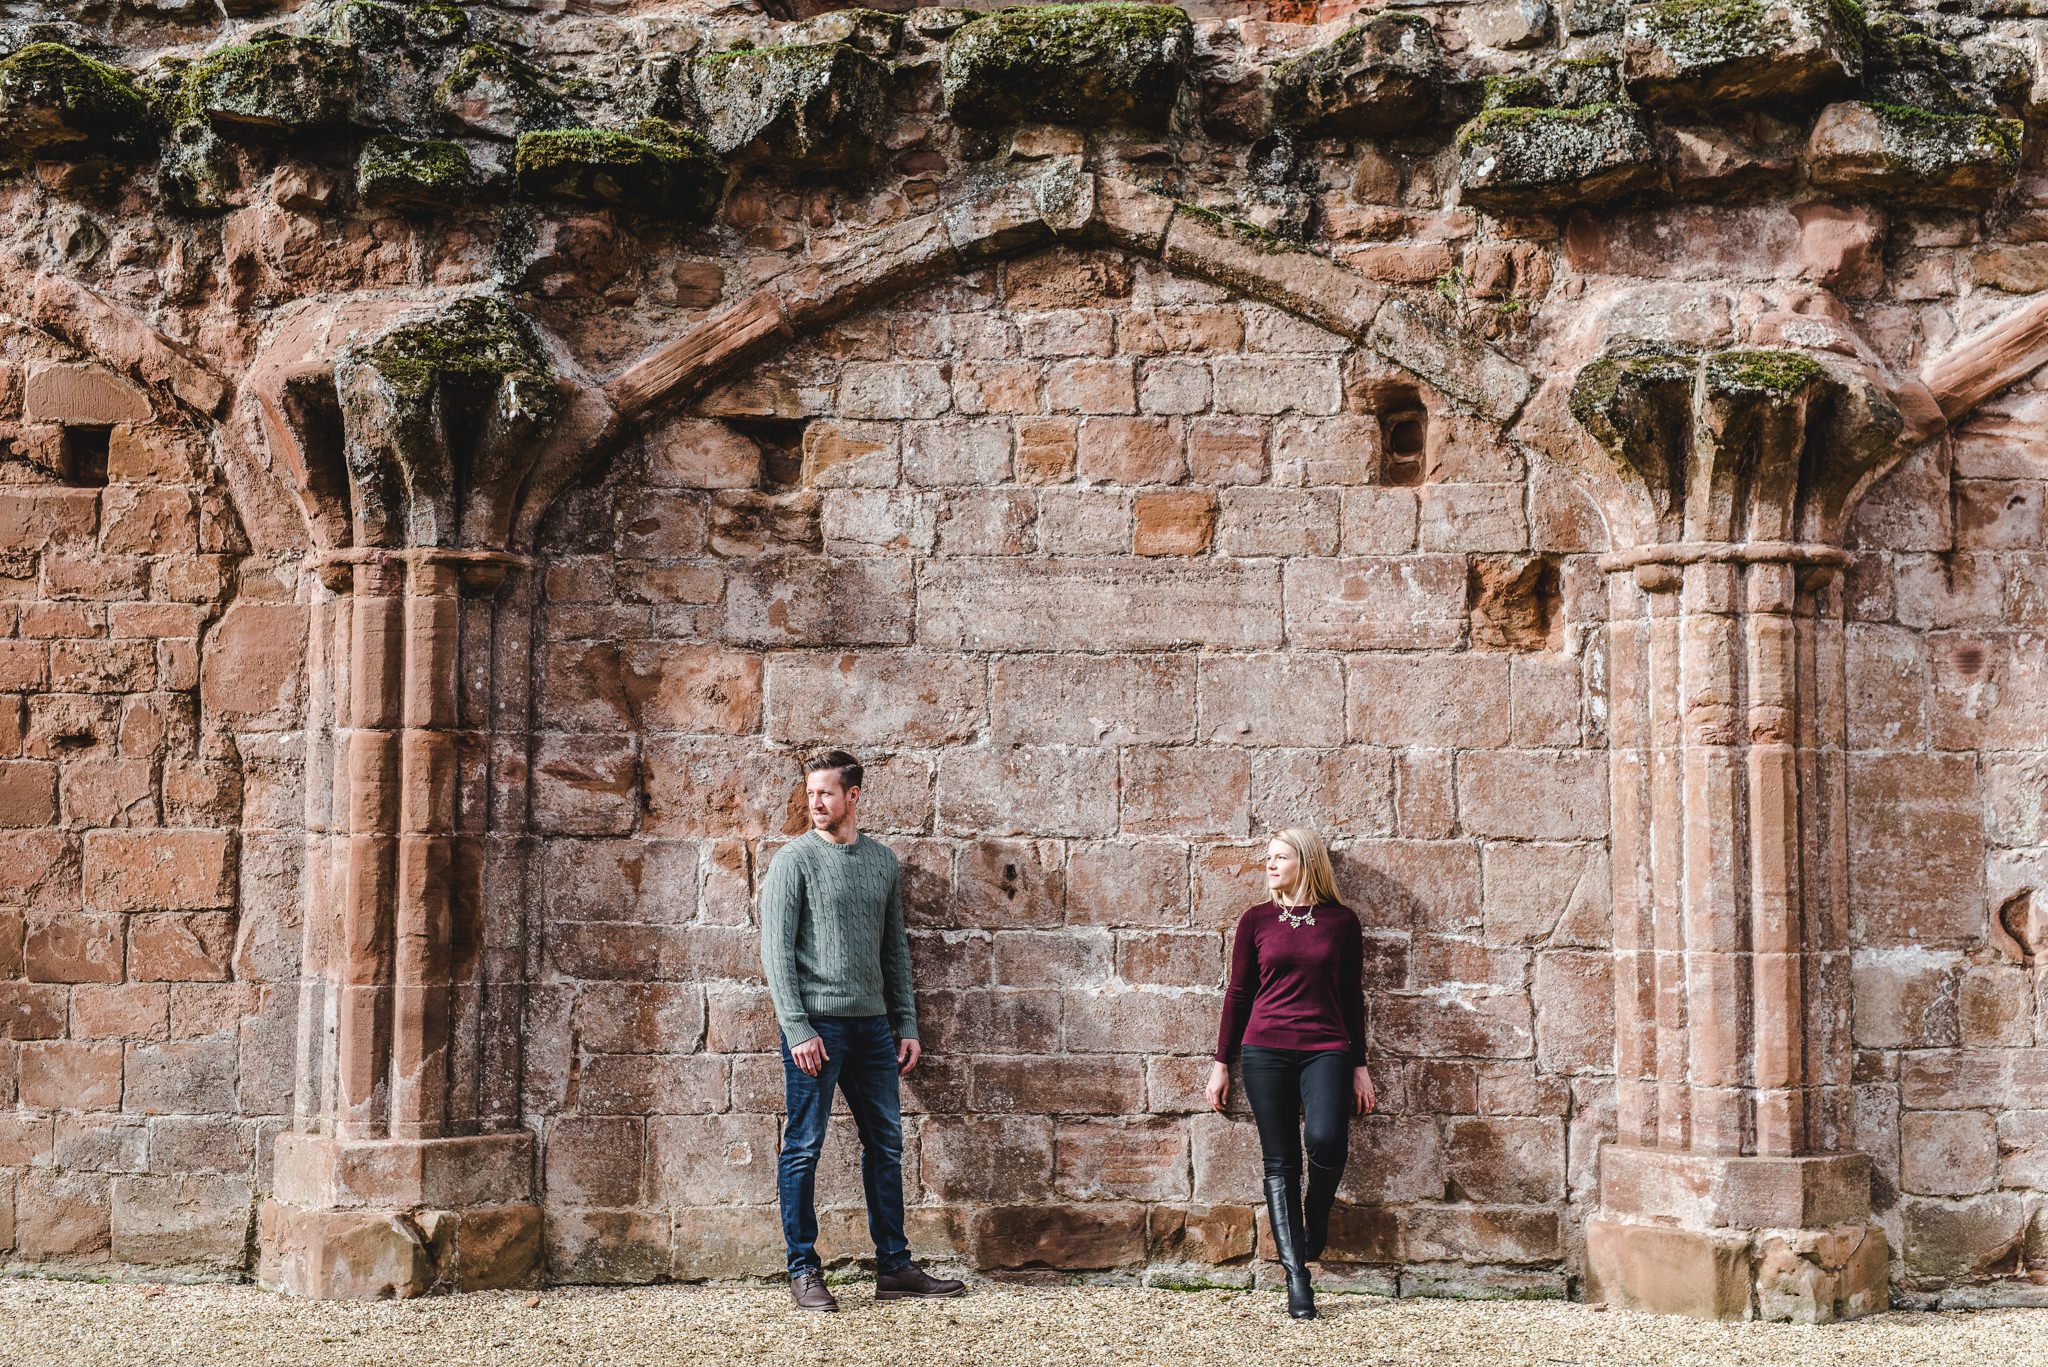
[1482,56,1626,110]
[1456,100,1663,213]
[357,133,476,209]
[941,2,1195,131]
[182,34,360,133]
[158,117,233,212]
[693,41,885,170]
[1807,98,2023,206]
[1267,13,1444,137]
[1862,9,2029,117]
[334,1,470,49]
[514,118,723,222]
[0,41,149,160]
[1622,0,1862,109]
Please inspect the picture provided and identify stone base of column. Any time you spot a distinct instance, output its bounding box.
[257,1132,540,1298]
[1586,1146,1889,1323]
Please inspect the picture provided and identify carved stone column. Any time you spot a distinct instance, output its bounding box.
[1568,350,1905,1323]
[259,298,562,1298]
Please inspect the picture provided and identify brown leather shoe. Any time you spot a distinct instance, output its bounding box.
[790,1270,838,1312]
[875,1261,965,1301]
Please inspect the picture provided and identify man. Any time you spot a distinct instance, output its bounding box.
[759,748,965,1312]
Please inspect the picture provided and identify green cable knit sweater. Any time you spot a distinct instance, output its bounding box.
[758,831,918,1048]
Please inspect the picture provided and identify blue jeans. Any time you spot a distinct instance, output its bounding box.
[778,1015,910,1278]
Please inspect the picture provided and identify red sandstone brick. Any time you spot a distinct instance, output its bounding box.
[14,1169,111,1260]
[1121,747,1250,840]
[0,759,57,826]
[72,983,170,1041]
[20,1040,124,1110]
[24,911,123,983]
[1076,416,1185,485]
[129,912,236,982]
[1132,490,1216,556]
[83,829,234,912]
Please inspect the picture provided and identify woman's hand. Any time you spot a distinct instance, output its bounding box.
[1353,1066,1377,1116]
[1205,1061,1230,1112]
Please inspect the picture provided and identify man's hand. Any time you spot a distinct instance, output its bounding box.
[1205,1061,1230,1112]
[790,1036,828,1077]
[897,1037,922,1076]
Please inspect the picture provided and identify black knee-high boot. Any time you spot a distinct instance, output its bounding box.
[1303,1162,1341,1262]
[1264,1174,1316,1319]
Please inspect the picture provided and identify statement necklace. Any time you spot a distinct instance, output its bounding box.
[1275,899,1316,929]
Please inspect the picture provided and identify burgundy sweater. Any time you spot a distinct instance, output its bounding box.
[1215,901,1367,1065]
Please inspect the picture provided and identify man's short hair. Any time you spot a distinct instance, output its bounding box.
[804,748,863,790]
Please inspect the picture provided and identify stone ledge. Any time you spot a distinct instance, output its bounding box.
[273,1131,535,1211]
[1598,1145,1872,1229]
[1586,1216,1889,1323]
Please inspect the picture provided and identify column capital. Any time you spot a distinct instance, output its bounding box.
[333,295,565,554]
[1567,346,1906,556]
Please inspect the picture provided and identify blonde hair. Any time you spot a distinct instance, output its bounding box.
[1272,827,1341,908]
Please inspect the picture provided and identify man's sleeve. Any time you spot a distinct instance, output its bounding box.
[880,864,918,1043]
[759,849,817,1048]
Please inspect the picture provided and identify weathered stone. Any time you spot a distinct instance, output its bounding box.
[355,136,476,210]
[1622,0,1862,111]
[1457,102,1663,214]
[942,3,1195,131]
[0,43,147,161]
[694,42,886,170]
[1805,101,2023,209]
[515,121,724,223]
[183,35,360,133]
[1267,14,1444,137]
[436,43,573,139]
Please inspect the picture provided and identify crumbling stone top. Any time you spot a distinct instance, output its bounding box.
[940,2,1195,130]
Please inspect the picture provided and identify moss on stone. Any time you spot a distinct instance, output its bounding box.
[438,42,575,132]
[1481,56,1624,110]
[357,133,475,208]
[0,41,149,158]
[694,40,885,168]
[514,119,723,222]
[1176,201,1305,255]
[1267,12,1443,136]
[358,295,557,420]
[1867,99,2023,166]
[941,2,1194,130]
[182,34,360,132]
[1704,348,1824,395]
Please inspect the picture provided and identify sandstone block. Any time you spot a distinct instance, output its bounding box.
[22,362,150,425]
[23,911,122,983]
[543,1207,669,1284]
[14,1169,110,1261]
[0,43,149,161]
[1623,0,1861,110]
[1132,490,1216,555]
[646,1114,778,1207]
[83,830,234,912]
[1900,1109,1997,1197]
[19,1040,122,1110]
[1055,1118,1190,1200]
[1806,101,2023,209]
[969,1202,1146,1270]
[1457,103,1662,215]
[923,559,1282,651]
[514,123,723,223]
[1269,14,1443,136]
[942,4,1194,131]
[1283,556,1467,650]
[695,42,885,170]
[185,35,358,132]
[724,553,913,647]
[111,1174,252,1267]
[1457,750,1608,839]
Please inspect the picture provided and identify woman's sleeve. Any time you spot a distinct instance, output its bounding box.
[1342,911,1368,1066]
[1214,911,1258,1063]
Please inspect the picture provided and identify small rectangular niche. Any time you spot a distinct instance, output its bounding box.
[1361,381,1429,486]
[62,426,111,488]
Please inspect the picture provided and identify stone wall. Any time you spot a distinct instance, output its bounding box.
[0,0,2043,1313]
[523,250,1613,1291]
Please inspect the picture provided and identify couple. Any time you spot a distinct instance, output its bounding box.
[759,748,1375,1319]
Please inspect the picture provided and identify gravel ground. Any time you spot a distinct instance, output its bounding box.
[2,1277,2046,1367]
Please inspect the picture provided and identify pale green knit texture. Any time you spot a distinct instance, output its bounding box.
[758,832,917,1048]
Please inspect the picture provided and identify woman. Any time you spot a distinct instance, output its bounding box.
[1206,827,1375,1320]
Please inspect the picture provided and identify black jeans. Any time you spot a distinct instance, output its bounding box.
[1238,1045,1350,1184]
